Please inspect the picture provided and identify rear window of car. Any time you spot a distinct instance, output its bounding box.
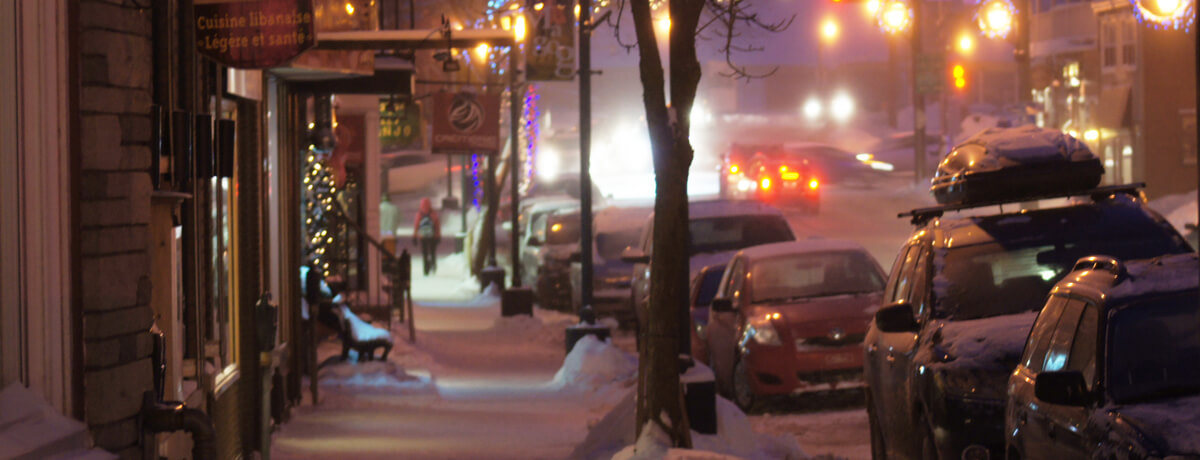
[936,202,1191,320]
[1106,291,1200,403]
[597,228,641,260]
[688,215,794,255]
[749,250,884,303]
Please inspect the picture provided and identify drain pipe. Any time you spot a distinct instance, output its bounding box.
[141,392,217,460]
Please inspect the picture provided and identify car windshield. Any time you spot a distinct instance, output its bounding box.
[751,251,884,303]
[695,266,726,307]
[597,228,641,260]
[545,214,581,245]
[937,204,1190,320]
[688,215,794,255]
[1107,291,1200,404]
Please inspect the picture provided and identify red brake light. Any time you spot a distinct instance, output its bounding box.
[808,178,819,190]
[760,177,771,190]
[779,165,789,172]
[781,171,800,180]
[730,164,740,174]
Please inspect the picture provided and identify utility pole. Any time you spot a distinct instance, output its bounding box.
[1015,0,1032,104]
[912,0,927,184]
[579,0,595,310]
[510,45,523,286]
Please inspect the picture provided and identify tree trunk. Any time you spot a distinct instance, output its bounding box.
[629,0,704,448]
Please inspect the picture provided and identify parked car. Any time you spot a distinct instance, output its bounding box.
[568,204,653,324]
[1005,253,1200,460]
[534,209,582,311]
[706,240,884,411]
[689,263,727,365]
[621,200,797,328]
[864,127,1192,460]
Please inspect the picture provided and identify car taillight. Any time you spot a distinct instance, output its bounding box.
[779,165,789,172]
[760,177,771,190]
[781,171,800,180]
[808,178,819,190]
[730,164,740,174]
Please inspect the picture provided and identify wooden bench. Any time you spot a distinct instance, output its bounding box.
[338,306,394,361]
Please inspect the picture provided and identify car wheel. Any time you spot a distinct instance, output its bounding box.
[867,394,887,460]
[733,359,757,412]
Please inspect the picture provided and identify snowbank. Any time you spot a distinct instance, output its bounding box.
[1148,190,1197,235]
[550,335,637,393]
[317,361,433,394]
[570,388,806,460]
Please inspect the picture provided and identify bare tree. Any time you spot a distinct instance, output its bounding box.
[616,0,790,448]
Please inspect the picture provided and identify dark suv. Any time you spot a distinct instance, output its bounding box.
[864,190,1191,460]
[1006,253,1200,460]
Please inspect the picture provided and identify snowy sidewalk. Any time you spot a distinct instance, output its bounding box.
[271,254,634,460]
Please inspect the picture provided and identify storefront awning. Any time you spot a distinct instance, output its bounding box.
[1096,85,1132,130]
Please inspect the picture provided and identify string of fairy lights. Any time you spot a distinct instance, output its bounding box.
[303,146,338,273]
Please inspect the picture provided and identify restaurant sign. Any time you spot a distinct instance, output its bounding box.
[431,92,500,154]
[195,0,316,69]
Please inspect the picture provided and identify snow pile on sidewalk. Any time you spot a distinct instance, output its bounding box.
[317,360,433,394]
[570,388,807,460]
[549,335,637,393]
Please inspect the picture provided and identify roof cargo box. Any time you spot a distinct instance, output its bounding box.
[931,126,1102,205]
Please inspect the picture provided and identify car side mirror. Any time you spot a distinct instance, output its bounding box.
[874,302,919,333]
[1035,370,1091,406]
[711,298,734,313]
[568,251,582,264]
[621,247,649,264]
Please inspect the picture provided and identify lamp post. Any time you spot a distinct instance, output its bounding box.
[819,17,839,94]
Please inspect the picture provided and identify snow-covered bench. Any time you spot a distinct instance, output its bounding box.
[339,306,393,362]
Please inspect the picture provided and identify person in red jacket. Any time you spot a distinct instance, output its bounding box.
[412,197,441,275]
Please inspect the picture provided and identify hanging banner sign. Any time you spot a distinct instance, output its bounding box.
[431,92,500,154]
[195,0,316,69]
[527,0,577,81]
[380,98,423,152]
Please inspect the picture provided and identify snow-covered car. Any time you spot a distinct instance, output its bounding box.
[689,263,727,366]
[707,240,884,411]
[568,204,653,325]
[1005,253,1200,460]
[530,208,582,311]
[865,184,1191,460]
[518,200,579,301]
[621,200,796,330]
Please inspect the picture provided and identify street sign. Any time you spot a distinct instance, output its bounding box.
[195,0,316,69]
[526,0,577,81]
[915,53,945,95]
[431,92,500,154]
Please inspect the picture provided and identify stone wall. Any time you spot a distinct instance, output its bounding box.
[77,1,155,458]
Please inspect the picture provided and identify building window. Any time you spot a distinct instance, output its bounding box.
[1102,23,1117,68]
[208,100,241,390]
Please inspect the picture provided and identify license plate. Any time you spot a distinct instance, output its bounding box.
[825,352,855,365]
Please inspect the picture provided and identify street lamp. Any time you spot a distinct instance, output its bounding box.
[821,18,840,42]
[878,0,912,34]
[1133,0,1195,29]
[977,0,1016,39]
[957,33,974,55]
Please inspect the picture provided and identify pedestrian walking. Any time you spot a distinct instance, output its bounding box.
[412,197,441,275]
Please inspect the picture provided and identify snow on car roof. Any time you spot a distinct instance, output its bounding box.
[687,199,785,219]
[737,239,867,260]
[1107,253,1199,301]
[958,125,1094,163]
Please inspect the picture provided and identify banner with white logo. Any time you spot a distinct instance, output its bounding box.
[431,92,500,154]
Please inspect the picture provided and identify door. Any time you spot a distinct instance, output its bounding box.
[707,256,746,391]
[868,243,929,457]
[1021,297,1089,460]
[1011,295,1069,458]
[1037,300,1097,459]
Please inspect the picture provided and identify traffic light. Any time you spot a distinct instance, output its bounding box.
[951,64,967,91]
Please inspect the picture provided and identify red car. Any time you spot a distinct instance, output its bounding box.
[705,240,885,411]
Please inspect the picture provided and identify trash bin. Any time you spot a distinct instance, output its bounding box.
[479,266,505,292]
[501,287,534,317]
[682,361,717,435]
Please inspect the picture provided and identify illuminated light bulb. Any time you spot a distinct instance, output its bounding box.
[345,2,355,15]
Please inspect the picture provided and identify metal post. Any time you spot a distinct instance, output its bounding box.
[1015,0,1032,104]
[887,35,898,128]
[579,0,595,310]
[510,47,523,287]
[461,155,469,233]
[912,0,927,184]
[487,154,497,266]
[446,154,453,201]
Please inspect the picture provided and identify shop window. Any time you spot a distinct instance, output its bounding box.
[208,100,241,389]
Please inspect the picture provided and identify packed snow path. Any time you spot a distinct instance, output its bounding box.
[272,258,630,460]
